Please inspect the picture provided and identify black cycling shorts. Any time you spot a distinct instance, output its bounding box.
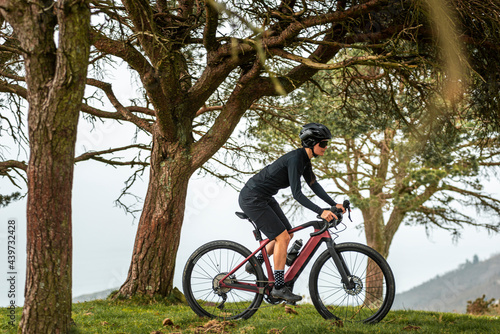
[238,185,292,240]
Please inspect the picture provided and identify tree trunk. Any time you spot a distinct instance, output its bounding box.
[360,208,386,307]
[364,258,384,307]
[0,1,91,332]
[363,206,389,257]
[363,206,406,258]
[117,132,192,297]
[21,105,78,332]
[361,205,405,307]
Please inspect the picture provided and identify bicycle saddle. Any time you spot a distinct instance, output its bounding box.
[235,212,249,220]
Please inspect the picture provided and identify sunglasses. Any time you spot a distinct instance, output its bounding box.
[318,141,329,148]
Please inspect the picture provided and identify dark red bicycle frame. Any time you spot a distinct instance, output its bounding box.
[219,220,351,294]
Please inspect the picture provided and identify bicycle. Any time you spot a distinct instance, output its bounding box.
[182,200,395,324]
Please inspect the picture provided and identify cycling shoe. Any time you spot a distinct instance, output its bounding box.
[271,286,302,303]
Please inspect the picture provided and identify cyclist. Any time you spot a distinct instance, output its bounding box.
[238,122,345,303]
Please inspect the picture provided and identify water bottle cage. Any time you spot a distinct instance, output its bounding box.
[286,239,303,266]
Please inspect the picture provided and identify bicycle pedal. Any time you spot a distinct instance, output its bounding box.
[264,294,282,305]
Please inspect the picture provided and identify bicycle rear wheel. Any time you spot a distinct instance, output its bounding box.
[309,242,395,324]
[182,240,265,320]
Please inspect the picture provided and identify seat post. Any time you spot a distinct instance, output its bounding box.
[235,211,263,241]
[250,220,263,241]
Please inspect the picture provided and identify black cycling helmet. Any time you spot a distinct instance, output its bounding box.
[299,123,332,148]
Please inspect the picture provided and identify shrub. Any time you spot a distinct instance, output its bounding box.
[466,295,498,315]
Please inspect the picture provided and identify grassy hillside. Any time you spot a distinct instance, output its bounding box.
[2,298,499,334]
[393,253,500,313]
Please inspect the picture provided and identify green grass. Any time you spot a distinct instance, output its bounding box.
[2,299,499,334]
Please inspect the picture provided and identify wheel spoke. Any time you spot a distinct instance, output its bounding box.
[183,241,264,320]
[309,243,395,324]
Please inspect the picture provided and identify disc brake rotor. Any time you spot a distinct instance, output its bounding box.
[343,275,363,296]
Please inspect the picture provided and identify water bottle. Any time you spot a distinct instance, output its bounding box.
[286,239,303,266]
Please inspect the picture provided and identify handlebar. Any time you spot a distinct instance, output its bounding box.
[310,200,351,237]
[310,218,330,237]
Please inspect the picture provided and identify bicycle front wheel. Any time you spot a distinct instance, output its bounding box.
[309,242,395,324]
[182,240,265,320]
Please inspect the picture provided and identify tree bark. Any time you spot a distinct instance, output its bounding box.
[363,208,389,257]
[361,195,405,259]
[117,129,192,297]
[0,1,91,332]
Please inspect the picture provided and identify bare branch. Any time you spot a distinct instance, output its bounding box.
[90,26,153,76]
[0,159,27,172]
[87,78,153,132]
[443,184,500,208]
[0,69,25,82]
[114,164,148,219]
[0,43,23,56]
[203,0,220,53]
[0,80,27,98]
[191,54,266,171]
[0,159,28,188]
[479,161,500,167]
[80,103,125,120]
[195,105,223,117]
[127,105,155,117]
[75,144,151,166]
[270,48,406,70]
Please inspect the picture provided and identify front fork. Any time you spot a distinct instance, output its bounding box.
[325,239,355,290]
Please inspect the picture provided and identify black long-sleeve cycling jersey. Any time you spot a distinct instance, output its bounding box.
[245,148,336,215]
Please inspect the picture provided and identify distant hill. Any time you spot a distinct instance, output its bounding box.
[393,253,500,313]
[73,288,116,303]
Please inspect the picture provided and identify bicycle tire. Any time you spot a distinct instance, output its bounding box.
[182,240,265,320]
[309,242,395,324]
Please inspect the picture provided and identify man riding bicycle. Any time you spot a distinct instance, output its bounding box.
[238,122,345,303]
